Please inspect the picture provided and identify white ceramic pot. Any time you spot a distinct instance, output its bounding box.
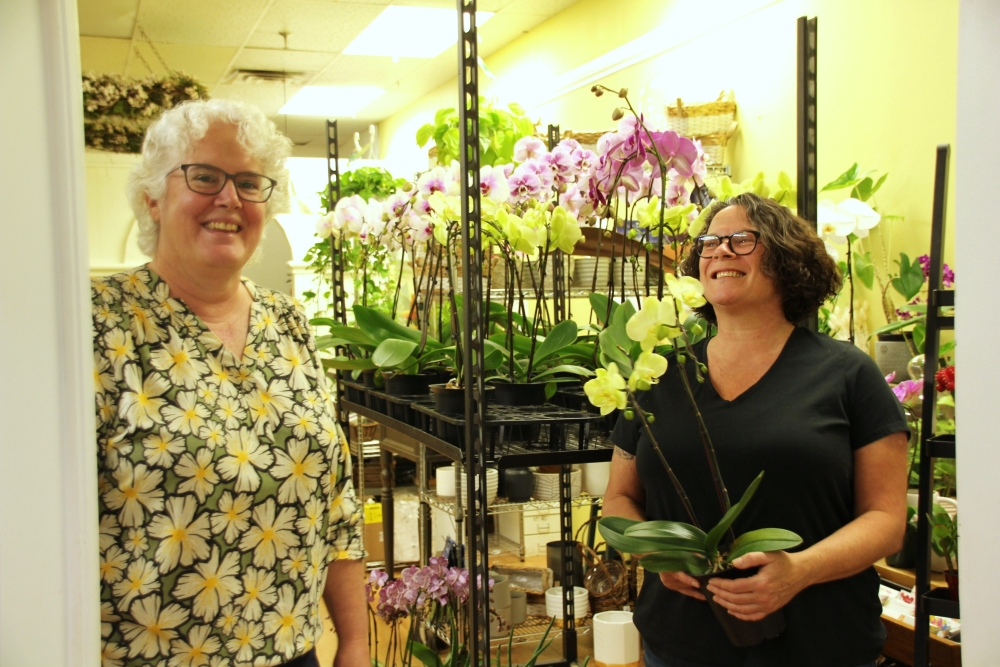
[436,466,456,496]
[544,586,589,619]
[581,462,610,496]
[593,611,640,667]
[489,572,511,608]
[510,591,527,625]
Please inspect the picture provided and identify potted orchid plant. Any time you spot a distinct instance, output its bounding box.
[582,86,804,647]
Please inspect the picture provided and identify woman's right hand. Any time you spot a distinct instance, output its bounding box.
[659,571,706,600]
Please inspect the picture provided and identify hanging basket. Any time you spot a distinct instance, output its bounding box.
[666,91,737,136]
[576,521,630,614]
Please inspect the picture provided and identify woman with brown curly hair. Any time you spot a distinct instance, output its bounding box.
[603,193,910,666]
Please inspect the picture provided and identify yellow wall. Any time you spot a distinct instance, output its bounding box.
[380,0,959,331]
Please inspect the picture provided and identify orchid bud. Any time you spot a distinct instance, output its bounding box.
[626,228,638,240]
[646,414,655,424]
[604,230,612,238]
[618,88,628,98]
[624,409,634,420]
[591,86,604,97]
[676,354,686,365]
[645,242,655,251]
[690,323,704,336]
[611,107,625,121]
[636,380,651,392]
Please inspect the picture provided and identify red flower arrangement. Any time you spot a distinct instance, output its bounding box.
[935,365,955,393]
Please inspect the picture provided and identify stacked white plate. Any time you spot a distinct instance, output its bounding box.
[532,468,581,501]
[456,466,499,506]
[545,586,590,619]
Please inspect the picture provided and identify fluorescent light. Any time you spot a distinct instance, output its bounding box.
[343,6,494,59]
[279,86,385,117]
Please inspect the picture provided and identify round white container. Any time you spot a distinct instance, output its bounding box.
[544,586,589,619]
[436,466,456,496]
[593,611,640,667]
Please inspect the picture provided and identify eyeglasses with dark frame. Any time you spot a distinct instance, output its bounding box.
[171,164,277,203]
[693,230,761,258]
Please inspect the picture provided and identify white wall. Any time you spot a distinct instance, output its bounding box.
[955,0,1000,661]
[0,0,99,666]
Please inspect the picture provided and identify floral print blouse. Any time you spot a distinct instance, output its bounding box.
[93,266,362,667]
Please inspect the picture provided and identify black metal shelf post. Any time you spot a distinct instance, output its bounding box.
[796,16,819,332]
[913,145,957,667]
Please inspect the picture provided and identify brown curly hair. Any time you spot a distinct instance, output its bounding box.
[680,193,841,324]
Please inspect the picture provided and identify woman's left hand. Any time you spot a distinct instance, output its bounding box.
[704,551,809,621]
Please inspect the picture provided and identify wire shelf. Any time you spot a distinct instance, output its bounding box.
[491,615,592,647]
[424,492,603,517]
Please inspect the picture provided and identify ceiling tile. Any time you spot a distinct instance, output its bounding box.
[246,0,386,53]
[80,36,132,75]
[124,43,238,85]
[232,48,337,76]
[309,54,425,87]
[136,0,273,47]
[78,0,139,39]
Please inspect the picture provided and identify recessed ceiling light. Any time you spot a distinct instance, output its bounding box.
[343,6,494,59]
[279,86,385,117]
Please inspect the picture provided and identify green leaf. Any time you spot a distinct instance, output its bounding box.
[624,521,708,553]
[599,521,691,555]
[411,641,443,667]
[726,528,803,563]
[416,124,435,148]
[869,172,889,199]
[353,305,439,348]
[434,107,456,126]
[589,293,619,327]
[853,251,875,289]
[531,320,580,368]
[869,317,924,338]
[852,176,874,202]
[372,339,419,368]
[704,472,765,563]
[531,365,595,381]
[322,356,376,371]
[545,381,558,400]
[820,163,861,192]
[639,551,710,575]
[891,253,926,302]
[912,322,926,354]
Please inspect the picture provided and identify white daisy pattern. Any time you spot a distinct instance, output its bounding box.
[93,267,361,666]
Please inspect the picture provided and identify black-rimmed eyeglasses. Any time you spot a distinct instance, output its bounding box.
[693,230,761,258]
[171,164,277,203]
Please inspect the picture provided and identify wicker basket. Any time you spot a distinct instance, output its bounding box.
[667,92,738,167]
[576,522,630,613]
[666,91,737,136]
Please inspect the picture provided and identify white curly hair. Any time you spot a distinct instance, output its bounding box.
[126,98,293,257]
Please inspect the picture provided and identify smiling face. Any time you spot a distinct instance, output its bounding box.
[146,123,267,276]
[698,205,782,316]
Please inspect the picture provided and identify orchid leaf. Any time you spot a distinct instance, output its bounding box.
[638,551,711,575]
[869,317,924,338]
[311,322,377,347]
[599,521,692,555]
[411,641,443,667]
[488,332,532,356]
[853,251,875,290]
[589,293,619,327]
[868,173,889,199]
[726,528,803,563]
[912,322,926,354]
[530,365,595,381]
[322,356,376,371]
[532,319,579,367]
[624,521,707,553]
[354,306,431,347]
[704,471,765,563]
[372,339,419,368]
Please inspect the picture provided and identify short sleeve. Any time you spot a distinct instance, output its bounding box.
[846,350,911,450]
[325,412,364,561]
[611,409,643,455]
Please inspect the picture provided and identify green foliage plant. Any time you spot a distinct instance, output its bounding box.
[416,99,536,167]
[928,504,959,573]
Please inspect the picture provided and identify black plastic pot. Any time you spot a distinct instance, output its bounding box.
[430,384,495,415]
[361,368,384,390]
[504,468,534,502]
[694,567,786,647]
[384,372,432,396]
[492,381,547,406]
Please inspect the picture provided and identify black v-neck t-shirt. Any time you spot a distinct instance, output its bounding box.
[612,328,909,666]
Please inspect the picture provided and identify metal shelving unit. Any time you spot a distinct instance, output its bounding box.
[913,145,959,667]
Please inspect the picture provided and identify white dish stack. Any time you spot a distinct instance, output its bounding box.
[532,468,581,501]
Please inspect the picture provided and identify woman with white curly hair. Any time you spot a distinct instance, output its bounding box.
[93,99,368,667]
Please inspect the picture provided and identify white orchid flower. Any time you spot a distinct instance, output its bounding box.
[818,198,881,243]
